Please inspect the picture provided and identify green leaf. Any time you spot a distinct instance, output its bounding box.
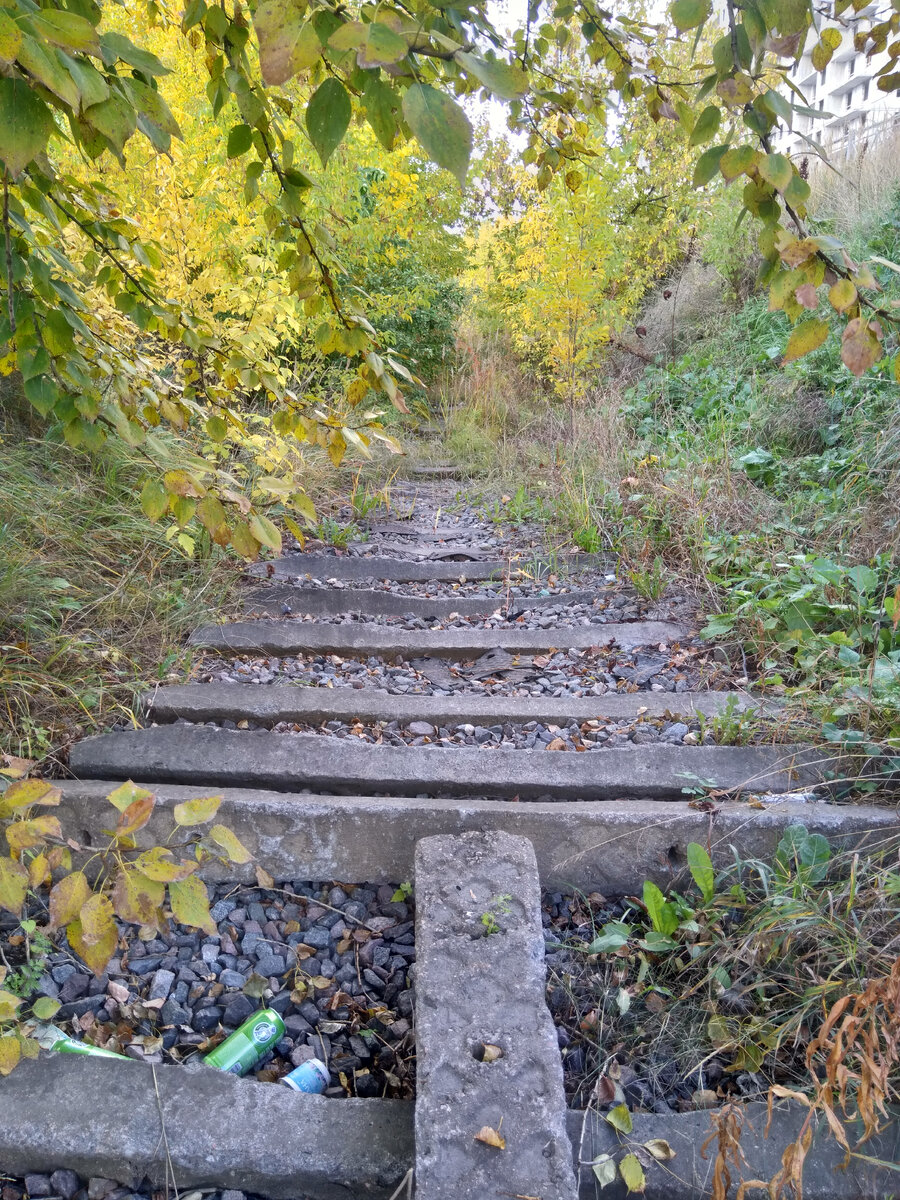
[30,9,100,55]
[0,79,55,177]
[249,513,282,553]
[455,51,529,99]
[123,79,182,139]
[402,83,472,187]
[84,93,138,155]
[689,105,721,146]
[693,144,729,186]
[759,152,792,191]
[619,1153,646,1193]
[605,1103,633,1134]
[687,843,715,903]
[23,375,59,418]
[32,996,61,1020]
[670,0,711,31]
[16,36,80,108]
[358,23,408,68]
[305,77,351,167]
[99,31,170,76]
[173,794,223,826]
[782,318,828,363]
[227,124,253,158]
[169,874,217,935]
[643,880,678,935]
[591,1155,618,1188]
[207,823,253,864]
[106,781,155,814]
[363,74,398,151]
[140,479,168,521]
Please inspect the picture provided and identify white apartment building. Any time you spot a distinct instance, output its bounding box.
[783,4,900,157]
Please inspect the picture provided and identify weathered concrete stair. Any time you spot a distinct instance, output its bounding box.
[246,550,604,583]
[243,583,612,618]
[57,779,897,894]
[188,618,687,658]
[143,683,775,728]
[414,831,576,1199]
[69,725,830,799]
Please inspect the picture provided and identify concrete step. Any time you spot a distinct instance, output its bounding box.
[414,831,576,1199]
[58,780,896,896]
[188,618,688,660]
[143,683,775,728]
[247,551,605,584]
[68,725,829,800]
[243,584,612,619]
[338,541,499,562]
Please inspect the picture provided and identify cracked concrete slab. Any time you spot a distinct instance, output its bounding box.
[246,551,605,583]
[243,584,611,618]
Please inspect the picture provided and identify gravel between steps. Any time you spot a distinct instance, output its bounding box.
[4,881,416,1102]
[0,1173,278,1200]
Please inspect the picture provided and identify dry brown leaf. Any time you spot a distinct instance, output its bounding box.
[255,865,275,889]
[474,1125,506,1150]
[481,1043,503,1062]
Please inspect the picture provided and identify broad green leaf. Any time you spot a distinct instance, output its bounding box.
[0,79,54,177]
[782,318,828,363]
[23,375,59,418]
[693,144,729,186]
[327,20,366,51]
[687,843,715,903]
[402,84,472,187]
[605,1103,633,1134]
[31,10,100,55]
[455,51,529,99]
[32,996,61,1020]
[670,0,711,31]
[208,823,253,864]
[84,93,138,154]
[111,867,165,926]
[169,874,217,935]
[16,37,79,108]
[60,54,109,110]
[362,74,398,151]
[619,1153,646,1194]
[230,519,260,561]
[591,1155,618,1188]
[643,880,678,935]
[123,79,182,139]
[719,144,758,180]
[227,123,253,158]
[759,152,792,191]
[249,513,282,554]
[305,77,351,167]
[141,479,168,521]
[0,990,22,1020]
[689,105,720,146]
[107,781,154,814]
[49,871,92,928]
[99,31,170,75]
[0,858,28,916]
[358,23,408,68]
[173,794,223,825]
[0,10,23,63]
[783,173,811,207]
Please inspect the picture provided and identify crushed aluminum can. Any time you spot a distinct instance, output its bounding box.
[280,1058,330,1094]
[39,1024,130,1060]
[751,790,824,805]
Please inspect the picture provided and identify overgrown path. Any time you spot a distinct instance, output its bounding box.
[47,469,899,1199]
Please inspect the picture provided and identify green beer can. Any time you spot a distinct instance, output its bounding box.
[202,1008,285,1076]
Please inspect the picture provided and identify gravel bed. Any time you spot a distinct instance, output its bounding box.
[252,594,663,630]
[0,1173,274,1200]
[192,646,728,696]
[173,715,712,749]
[263,568,615,596]
[3,881,415,1101]
[542,891,769,1112]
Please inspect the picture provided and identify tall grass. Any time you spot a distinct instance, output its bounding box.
[0,410,240,765]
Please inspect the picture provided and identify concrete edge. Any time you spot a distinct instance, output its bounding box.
[245,550,606,585]
[140,683,778,728]
[241,584,613,618]
[187,617,689,659]
[57,781,899,893]
[0,1057,894,1200]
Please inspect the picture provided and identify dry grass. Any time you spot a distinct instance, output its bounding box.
[808,127,900,243]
